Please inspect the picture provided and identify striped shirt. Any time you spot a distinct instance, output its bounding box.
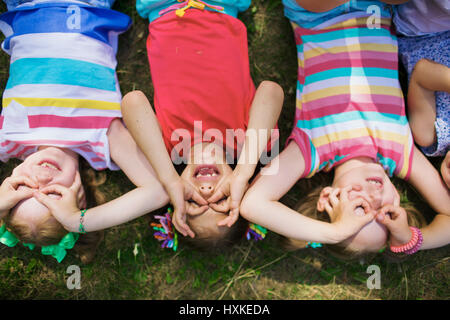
[286,9,415,180]
[0,2,131,170]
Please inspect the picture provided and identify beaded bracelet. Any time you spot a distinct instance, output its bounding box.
[390,226,420,253]
[78,209,87,234]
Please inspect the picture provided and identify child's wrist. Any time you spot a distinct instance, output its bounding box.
[390,227,412,247]
[389,227,423,254]
[161,172,181,189]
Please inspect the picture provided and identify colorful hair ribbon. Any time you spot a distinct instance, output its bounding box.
[151,208,178,251]
[245,223,267,241]
[306,242,322,249]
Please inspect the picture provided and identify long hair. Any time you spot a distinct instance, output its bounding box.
[283,185,427,260]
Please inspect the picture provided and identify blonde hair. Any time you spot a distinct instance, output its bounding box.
[2,157,107,263]
[181,216,249,251]
[283,185,427,260]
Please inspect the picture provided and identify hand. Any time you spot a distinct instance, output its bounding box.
[165,178,208,238]
[376,205,411,247]
[441,150,450,189]
[325,186,377,242]
[32,174,83,232]
[0,176,37,218]
[207,172,249,227]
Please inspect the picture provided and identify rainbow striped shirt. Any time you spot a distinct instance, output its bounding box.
[0,2,131,170]
[286,10,414,180]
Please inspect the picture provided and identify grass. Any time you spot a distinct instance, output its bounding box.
[0,0,449,300]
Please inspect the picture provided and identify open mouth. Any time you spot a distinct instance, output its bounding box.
[38,159,61,171]
[366,177,383,189]
[194,165,220,180]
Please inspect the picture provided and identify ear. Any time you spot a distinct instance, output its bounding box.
[316,186,333,212]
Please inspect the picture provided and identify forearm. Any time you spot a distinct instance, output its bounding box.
[420,214,450,250]
[66,185,170,232]
[242,194,339,244]
[236,81,283,179]
[121,91,179,187]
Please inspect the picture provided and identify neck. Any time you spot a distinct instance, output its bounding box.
[333,156,376,181]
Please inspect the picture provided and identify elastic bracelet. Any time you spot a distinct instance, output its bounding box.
[404,228,423,255]
[78,209,87,234]
[390,226,419,253]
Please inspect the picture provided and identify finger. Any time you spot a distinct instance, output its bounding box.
[70,172,84,204]
[329,188,340,207]
[7,176,38,189]
[323,200,333,217]
[190,190,208,206]
[227,208,239,227]
[209,199,230,213]
[217,208,239,227]
[173,208,195,238]
[40,184,71,197]
[171,212,187,237]
[208,188,227,204]
[340,185,352,202]
[32,191,55,209]
[229,188,245,212]
[378,205,396,220]
[13,187,34,201]
[69,172,82,193]
[186,203,209,216]
[359,212,377,227]
[350,198,370,212]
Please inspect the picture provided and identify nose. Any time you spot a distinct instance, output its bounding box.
[199,183,215,197]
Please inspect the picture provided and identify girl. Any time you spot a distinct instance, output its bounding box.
[240,0,450,257]
[0,0,170,262]
[393,0,450,188]
[119,0,284,244]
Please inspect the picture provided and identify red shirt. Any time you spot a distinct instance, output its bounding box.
[147,9,255,159]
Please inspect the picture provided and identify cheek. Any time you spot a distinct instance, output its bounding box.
[55,169,77,187]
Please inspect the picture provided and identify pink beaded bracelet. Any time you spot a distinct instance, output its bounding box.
[390,227,420,253]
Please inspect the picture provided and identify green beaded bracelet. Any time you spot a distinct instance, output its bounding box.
[79,209,87,234]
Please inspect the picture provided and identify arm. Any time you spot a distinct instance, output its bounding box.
[407,59,450,147]
[35,118,170,232]
[235,81,284,181]
[408,146,450,250]
[120,90,207,237]
[240,142,374,244]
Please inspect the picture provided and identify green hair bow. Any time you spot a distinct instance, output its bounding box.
[0,224,79,263]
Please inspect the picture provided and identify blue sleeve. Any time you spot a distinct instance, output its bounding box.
[136,0,251,21]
